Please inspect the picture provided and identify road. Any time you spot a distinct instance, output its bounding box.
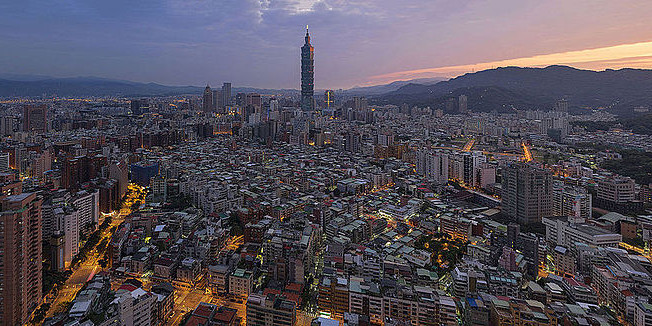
[167,235,246,325]
[44,211,127,318]
[168,282,246,326]
[43,184,145,320]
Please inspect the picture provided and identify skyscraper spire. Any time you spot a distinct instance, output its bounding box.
[301,26,314,111]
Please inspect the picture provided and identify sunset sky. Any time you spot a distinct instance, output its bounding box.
[1,0,651,89]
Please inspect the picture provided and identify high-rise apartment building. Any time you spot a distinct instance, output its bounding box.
[416,149,449,184]
[130,99,142,115]
[72,189,100,235]
[212,90,222,110]
[0,116,17,136]
[552,181,592,219]
[221,82,232,107]
[301,27,314,111]
[0,191,43,325]
[459,94,468,114]
[554,99,569,112]
[202,85,213,112]
[501,163,553,224]
[353,97,368,111]
[463,151,486,187]
[23,104,48,133]
[0,152,9,172]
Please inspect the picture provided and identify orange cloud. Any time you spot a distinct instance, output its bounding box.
[367,41,652,85]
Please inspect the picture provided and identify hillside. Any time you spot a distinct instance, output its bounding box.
[375,66,652,115]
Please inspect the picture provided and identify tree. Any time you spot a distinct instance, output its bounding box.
[130,201,141,211]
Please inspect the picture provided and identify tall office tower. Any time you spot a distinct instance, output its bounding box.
[324,90,334,110]
[459,94,468,114]
[221,82,232,107]
[501,163,553,224]
[130,99,142,115]
[23,104,48,133]
[554,98,569,112]
[269,99,279,121]
[301,26,314,111]
[595,175,637,212]
[0,191,43,325]
[212,90,222,110]
[202,85,213,112]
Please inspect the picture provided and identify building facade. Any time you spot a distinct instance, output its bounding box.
[0,192,43,325]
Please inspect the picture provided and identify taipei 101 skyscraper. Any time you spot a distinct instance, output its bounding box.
[301,26,314,111]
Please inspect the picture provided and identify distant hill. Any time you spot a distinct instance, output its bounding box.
[0,74,447,98]
[375,65,652,115]
[0,76,304,98]
[0,77,203,97]
[345,77,446,95]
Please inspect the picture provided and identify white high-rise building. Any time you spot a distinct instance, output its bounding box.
[62,209,79,267]
[72,189,100,235]
[416,149,449,184]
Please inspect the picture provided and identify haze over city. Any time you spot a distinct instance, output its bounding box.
[2,0,652,88]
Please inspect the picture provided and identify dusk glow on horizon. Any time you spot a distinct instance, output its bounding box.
[368,41,652,85]
[1,0,652,89]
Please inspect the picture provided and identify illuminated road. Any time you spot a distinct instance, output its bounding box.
[430,145,524,158]
[462,139,475,152]
[43,184,146,320]
[44,213,125,318]
[168,281,247,326]
[167,235,246,325]
[620,241,651,259]
[522,142,533,162]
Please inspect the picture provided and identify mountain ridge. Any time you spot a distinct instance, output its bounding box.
[0,75,447,98]
[377,65,652,115]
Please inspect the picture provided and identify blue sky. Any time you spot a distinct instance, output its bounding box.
[1,0,651,89]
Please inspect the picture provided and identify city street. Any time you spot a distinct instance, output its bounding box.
[42,184,146,320]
